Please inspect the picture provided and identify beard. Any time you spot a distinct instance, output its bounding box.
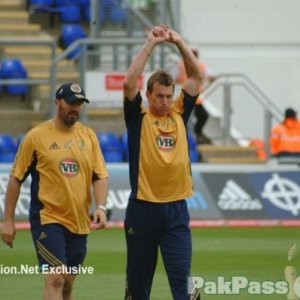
[58,106,79,126]
[65,113,79,125]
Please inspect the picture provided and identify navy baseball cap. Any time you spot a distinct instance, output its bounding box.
[56,83,89,103]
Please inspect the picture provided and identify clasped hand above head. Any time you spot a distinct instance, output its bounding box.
[148,24,183,46]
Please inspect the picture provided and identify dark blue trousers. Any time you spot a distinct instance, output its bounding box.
[124,199,192,300]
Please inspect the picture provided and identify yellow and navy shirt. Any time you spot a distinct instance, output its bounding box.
[11,120,108,234]
[124,90,197,203]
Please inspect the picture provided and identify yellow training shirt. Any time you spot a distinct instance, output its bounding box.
[11,120,108,234]
[124,90,197,203]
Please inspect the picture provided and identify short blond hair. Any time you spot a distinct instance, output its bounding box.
[147,70,175,92]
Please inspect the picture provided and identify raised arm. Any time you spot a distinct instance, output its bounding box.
[123,25,168,101]
[167,29,203,96]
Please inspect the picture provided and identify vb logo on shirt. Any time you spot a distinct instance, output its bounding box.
[156,134,175,151]
[59,158,79,177]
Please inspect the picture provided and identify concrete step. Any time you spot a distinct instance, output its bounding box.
[198,144,265,164]
[3,46,60,60]
[30,75,80,102]
[0,0,25,11]
[0,24,41,36]
[0,93,30,110]
[0,109,47,136]
[203,157,265,164]
[31,84,55,100]
[29,72,80,82]
[23,59,76,72]
[0,11,29,23]
[86,108,123,117]
[87,111,125,135]
[0,108,46,136]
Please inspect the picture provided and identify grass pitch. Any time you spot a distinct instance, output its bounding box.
[0,227,298,299]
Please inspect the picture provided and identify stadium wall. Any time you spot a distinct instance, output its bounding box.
[1,162,300,226]
[180,0,300,140]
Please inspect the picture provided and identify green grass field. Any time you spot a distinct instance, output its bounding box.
[0,227,299,299]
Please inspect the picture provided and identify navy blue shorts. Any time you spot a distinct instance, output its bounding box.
[31,223,87,271]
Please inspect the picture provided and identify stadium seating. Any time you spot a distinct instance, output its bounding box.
[97,132,120,151]
[78,0,89,6]
[0,58,29,96]
[30,0,82,27]
[83,0,128,24]
[16,134,25,147]
[97,132,123,163]
[102,149,124,163]
[59,24,87,59]
[0,58,27,78]
[187,131,197,148]
[188,131,199,162]
[83,4,105,23]
[189,149,199,163]
[58,5,81,23]
[0,134,17,163]
[54,0,76,6]
[30,0,54,5]
[30,0,54,8]
[29,0,56,28]
[120,131,128,161]
[110,4,128,24]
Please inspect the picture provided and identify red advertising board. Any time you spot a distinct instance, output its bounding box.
[105,74,144,90]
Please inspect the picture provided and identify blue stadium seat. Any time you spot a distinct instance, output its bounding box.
[0,134,17,152]
[30,0,53,4]
[120,132,129,161]
[97,132,120,151]
[103,149,124,163]
[189,150,199,163]
[0,59,29,96]
[29,0,55,14]
[97,132,124,163]
[16,134,25,147]
[83,4,105,23]
[187,131,199,162]
[29,0,57,28]
[84,0,127,24]
[187,131,197,149]
[110,5,128,24]
[0,59,27,78]
[78,0,89,7]
[0,152,16,163]
[82,5,90,22]
[6,84,28,96]
[103,0,128,24]
[55,0,73,5]
[60,24,87,59]
[30,1,81,27]
[59,5,81,23]
[30,0,54,7]
[0,134,17,163]
[100,0,113,23]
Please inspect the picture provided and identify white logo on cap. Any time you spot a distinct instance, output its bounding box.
[70,84,82,93]
[75,94,85,99]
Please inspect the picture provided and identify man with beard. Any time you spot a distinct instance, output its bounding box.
[1,82,109,300]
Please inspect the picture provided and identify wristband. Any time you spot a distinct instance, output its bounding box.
[97,205,107,214]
